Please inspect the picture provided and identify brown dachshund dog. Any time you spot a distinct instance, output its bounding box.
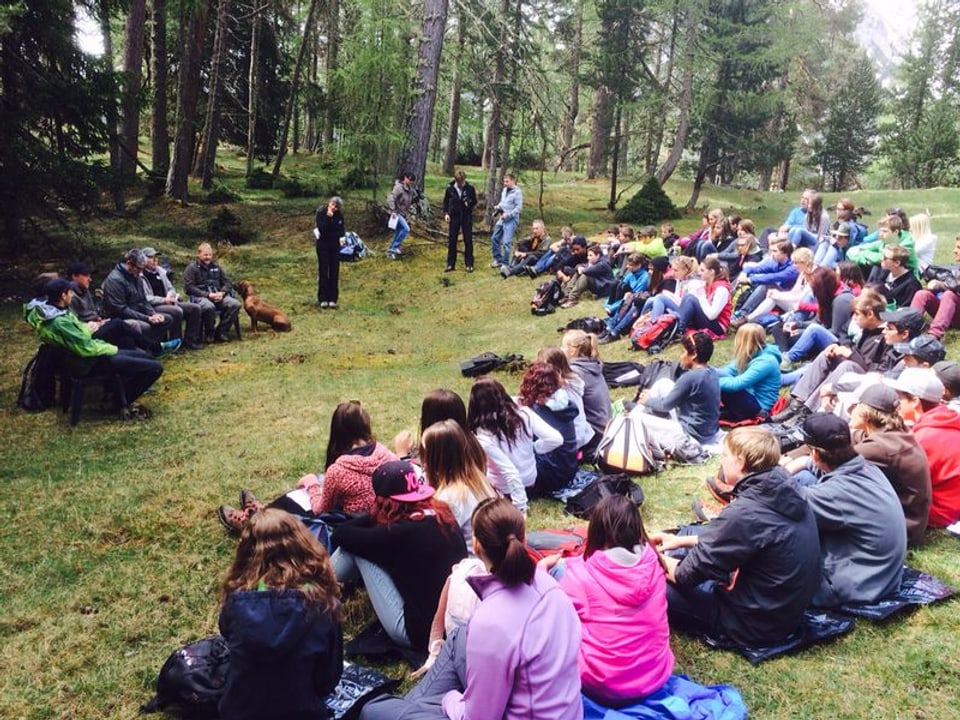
[235,280,292,332]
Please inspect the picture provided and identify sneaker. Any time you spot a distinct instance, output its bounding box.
[329,302,338,309]
[213,333,230,343]
[320,301,329,308]
[780,357,795,372]
[387,251,400,260]
[559,298,578,309]
[158,338,182,357]
[239,489,265,513]
[217,505,250,534]
[445,266,455,273]
[183,340,205,351]
[120,403,152,421]
[728,316,748,331]
[524,266,537,279]
[465,266,474,273]
[500,266,510,278]
[598,332,620,345]
[490,260,501,268]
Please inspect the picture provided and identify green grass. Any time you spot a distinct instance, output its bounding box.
[2,164,960,719]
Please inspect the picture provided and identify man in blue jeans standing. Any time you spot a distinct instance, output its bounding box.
[387,173,417,260]
[489,173,523,269]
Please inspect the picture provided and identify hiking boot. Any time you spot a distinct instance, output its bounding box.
[239,489,265,513]
[598,332,620,345]
[692,497,724,522]
[157,338,182,357]
[217,505,250,534]
[770,397,808,424]
[706,475,736,504]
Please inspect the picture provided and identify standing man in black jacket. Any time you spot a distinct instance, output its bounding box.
[442,170,477,273]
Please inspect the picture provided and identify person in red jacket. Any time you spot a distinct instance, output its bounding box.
[887,368,960,528]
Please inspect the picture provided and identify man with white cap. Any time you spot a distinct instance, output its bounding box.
[887,368,960,529]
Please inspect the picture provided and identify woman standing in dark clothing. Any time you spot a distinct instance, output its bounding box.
[315,196,345,308]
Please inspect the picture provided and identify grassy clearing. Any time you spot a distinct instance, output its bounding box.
[2,165,960,719]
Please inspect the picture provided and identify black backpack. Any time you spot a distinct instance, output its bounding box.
[141,635,230,719]
[460,352,524,378]
[17,345,59,412]
[531,280,562,315]
[563,473,645,519]
[557,316,606,335]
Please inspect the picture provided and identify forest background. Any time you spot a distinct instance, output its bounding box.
[3,1,960,719]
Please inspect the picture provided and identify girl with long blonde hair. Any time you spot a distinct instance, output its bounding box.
[716,323,782,421]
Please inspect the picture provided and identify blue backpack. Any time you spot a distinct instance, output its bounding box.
[339,232,368,261]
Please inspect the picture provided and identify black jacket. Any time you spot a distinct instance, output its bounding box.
[442,180,477,221]
[675,466,821,645]
[101,263,155,321]
[219,588,343,720]
[332,514,467,649]
[315,208,345,248]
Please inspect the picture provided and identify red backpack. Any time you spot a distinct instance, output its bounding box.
[629,313,680,352]
[525,527,588,562]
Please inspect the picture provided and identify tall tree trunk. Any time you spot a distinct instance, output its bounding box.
[608,104,622,211]
[397,0,449,186]
[441,12,466,175]
[587,87,614,178]
[560,0,584,171]
[656,4,697,185]
[196,0,232,188]
[151,0,170,177]
[246,1,262,176]
[483,0,509,222]
[272,0,321,178]
[322,0,340,148]
[166,1,210,203]
[119,0,147,181]
[99,5,125,210]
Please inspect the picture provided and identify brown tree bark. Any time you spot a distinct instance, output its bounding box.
[166,0,210,203]
[586,86,614,178]
[195,0,232,189]
[151,0,170,178]
[119,0,147,181]
[483,0,510,223]
[397,0,450,186]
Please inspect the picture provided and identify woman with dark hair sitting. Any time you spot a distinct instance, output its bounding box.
[218,400,396,532]
[517,361,580,496]
[555,495,674,706]
[468,377,562,515]
[393,388,486,470]
[635,331,721,457]
[331,460,467,649]
[360,497,582,720]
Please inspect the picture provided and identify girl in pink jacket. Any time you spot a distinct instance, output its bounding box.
[559,495,674,705]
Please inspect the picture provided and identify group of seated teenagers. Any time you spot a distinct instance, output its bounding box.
[22,243,243,418]
[210,357,957,719]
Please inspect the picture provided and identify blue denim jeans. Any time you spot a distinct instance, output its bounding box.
[389,214,410,253]
[332,548,410,646]
[533,250,555,274]
[490,216,519,266]
[787,324,837,363]
[787,227,818,249]
[640,294,681,319]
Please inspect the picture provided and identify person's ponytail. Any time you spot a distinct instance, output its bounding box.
[472,498,535,587]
